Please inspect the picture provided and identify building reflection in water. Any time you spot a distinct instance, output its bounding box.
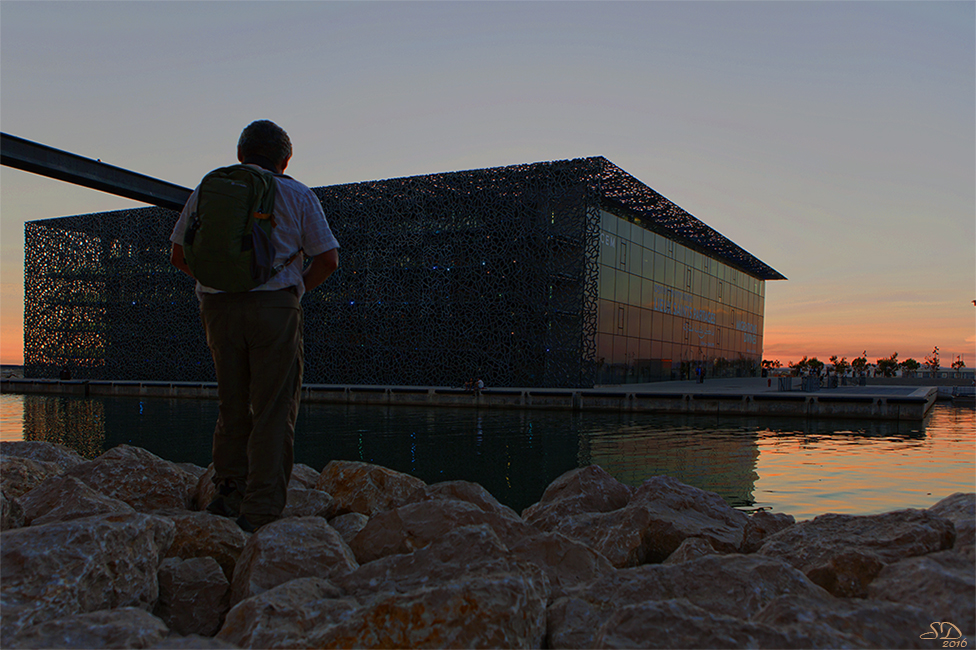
[22,395,106,460]
[580,422,760,509]
[8,397,779,513]
[296,405,583,512]
[8,394,969,519]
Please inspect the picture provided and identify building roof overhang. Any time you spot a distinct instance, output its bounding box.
[318,156,787,281]
[588,156,786,281]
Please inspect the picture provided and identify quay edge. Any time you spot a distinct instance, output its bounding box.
[1,378,940,421]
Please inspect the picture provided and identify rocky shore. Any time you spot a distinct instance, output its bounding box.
[1,441,973,649]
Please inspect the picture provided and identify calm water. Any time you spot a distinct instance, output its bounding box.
[1,393,972,521]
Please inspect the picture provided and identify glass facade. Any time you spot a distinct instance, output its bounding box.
[595,210,765,384]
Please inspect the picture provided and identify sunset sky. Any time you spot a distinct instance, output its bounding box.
[1,1,973,369]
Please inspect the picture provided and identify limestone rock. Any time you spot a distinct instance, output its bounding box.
[753,594,936,649]
[663,536,719,564]
[308,572,548,649]
[193,465,218,512]
[217,577,352,649]
[758,509,956,597]
[522,465,631,530]
[328,512,369,547]
[547,553,831,649]
[65,445,197,513]
[0,513,175,644]
[348,498,536,564]
[150,635,239,648]
[221,524,550,649]
[867,550,975,635]
[0,440,86,472]
[314,460,426,516]
[230,516,358,605]
[645,554,834,618]
[150,634,238,650]
[541,476,752,568]
[591,598,858,650]
[405,479,522,520]
[547,595,612,648]
[338,524,548,603]
[154,557,230,637]
[320,527,551,649]
[809,549,888,600]
[742,509,796,553]
[0,455,62,499]
[18,474,135,526]
[543,505,656,568]
[3,442,962,650]
[6,607,169,649]
[289,463,321,489]
[1,490,24,531]
[929,492,975,557]
[628,475,750,561]
[176,463,208,481]
[163,512,248,582]
[508,531,615,600]
[282,486,335,519]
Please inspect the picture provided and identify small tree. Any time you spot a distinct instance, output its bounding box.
[900,358,920,377]
[830,355,850,376]
[925,346,940,375]
[808,357,825,376]
[790,356,809,377]
[951,356,966,371]
[851,352,868,376]
[876,352,899,378]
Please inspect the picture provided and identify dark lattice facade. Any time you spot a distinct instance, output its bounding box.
[24,157,783,387]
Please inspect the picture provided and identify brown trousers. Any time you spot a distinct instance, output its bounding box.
[200,288,302,524]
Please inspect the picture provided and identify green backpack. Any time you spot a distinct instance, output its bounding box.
[183,164,286,292]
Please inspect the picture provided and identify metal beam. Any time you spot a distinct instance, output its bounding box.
[1,132,191,212]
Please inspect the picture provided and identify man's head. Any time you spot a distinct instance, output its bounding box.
[237,120,293,173]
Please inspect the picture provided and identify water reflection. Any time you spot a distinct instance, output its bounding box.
[751,404,974,519]
[21,395,106,459]
[583,422,760,509]
[0,396,26,443]
[295,405,582,512]
[2,393,972,520]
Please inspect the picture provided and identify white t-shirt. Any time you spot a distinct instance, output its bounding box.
[170,167,339,301]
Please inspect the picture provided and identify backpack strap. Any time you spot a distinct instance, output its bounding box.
[243,172,302,275]
[254,210,277,229]
[239,160,304,278]
[273,249,303,274]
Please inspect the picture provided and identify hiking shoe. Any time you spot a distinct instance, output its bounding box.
[206,483,243,518]
[236,515,259,534]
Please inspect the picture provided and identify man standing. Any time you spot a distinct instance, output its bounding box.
[170,120,339,532]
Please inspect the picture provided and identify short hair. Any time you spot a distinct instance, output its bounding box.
[237,120,293,167]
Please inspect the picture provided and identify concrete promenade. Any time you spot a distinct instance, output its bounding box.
[594,376,940,398]
[586,376,940,420]
[2,376,940,421]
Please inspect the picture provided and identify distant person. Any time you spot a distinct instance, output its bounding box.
[169,120,340,533]
[59,366,71,381]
